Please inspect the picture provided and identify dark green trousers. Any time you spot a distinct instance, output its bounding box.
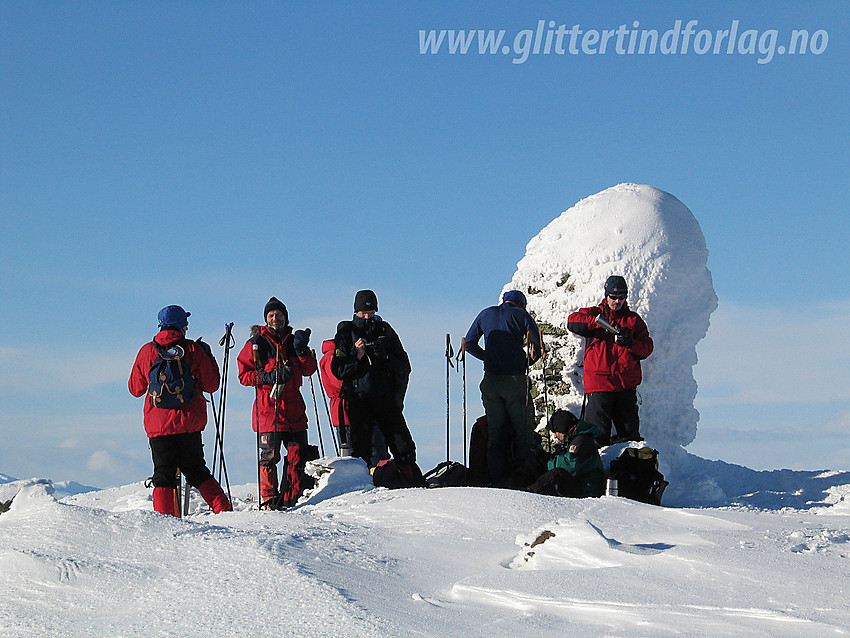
[480,372,535,486]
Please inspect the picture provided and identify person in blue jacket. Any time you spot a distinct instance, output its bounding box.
[465,290,541,486]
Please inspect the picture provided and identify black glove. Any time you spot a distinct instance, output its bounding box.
[293,328,311,357]
[615,331,633,348]
[258,366,290,386]
[195,337,213,358]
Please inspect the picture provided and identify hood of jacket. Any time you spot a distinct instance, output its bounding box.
[153,328,186,347]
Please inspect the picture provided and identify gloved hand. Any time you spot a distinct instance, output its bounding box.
[293,328,311,357]
[615,330,633,348]
[258,366,290,386]
[195,337,213,358]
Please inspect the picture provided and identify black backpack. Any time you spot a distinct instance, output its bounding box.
[607,447,669,506]
[424,461,468,488]
[148,341,195,409]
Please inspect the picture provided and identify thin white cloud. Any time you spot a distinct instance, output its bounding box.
[86,450,121,474]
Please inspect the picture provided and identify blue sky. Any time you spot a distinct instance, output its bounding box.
[2,2,848,488]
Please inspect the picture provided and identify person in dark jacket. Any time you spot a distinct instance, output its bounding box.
[320,339,389,464]
[237,297,318,509]
[129,305,232,517]
[331,290,422,485]
[465,290,541,487]
[567,276,653,444]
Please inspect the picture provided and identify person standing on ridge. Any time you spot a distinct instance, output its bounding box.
[464,290,542,487]
[567,275,653,445]
[129,305,233,517]
[320,338,389,464]
[331,290,423,485]
[237,297,318,510]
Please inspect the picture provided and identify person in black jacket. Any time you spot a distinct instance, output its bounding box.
[331,290,422,484]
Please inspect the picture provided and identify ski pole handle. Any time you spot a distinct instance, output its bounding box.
[252,343,261,386]
[220,322,235,347]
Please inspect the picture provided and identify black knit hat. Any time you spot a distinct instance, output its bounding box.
[604,275,628,297]
[547,409,578,434]
[264,297,288,324]
[354,289,378,313]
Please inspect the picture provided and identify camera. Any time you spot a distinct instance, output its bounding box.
[365,337,388,360]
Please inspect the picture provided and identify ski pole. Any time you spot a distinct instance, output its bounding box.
[253,342,262,507]
[175,469,183,518]
[445,333,454,463]
[308,350,325,457]
[524,331,535,430]
[314,358,340,455]
[215,323,234,501]
[457,337,467,467]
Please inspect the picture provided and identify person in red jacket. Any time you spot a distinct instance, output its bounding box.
[567,276,654,445]
[128,305,232,517]
[237,297,318,509]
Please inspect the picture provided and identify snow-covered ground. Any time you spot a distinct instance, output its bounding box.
[2,456,849,637]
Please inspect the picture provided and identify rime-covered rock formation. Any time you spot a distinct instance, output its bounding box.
[505,183,717,449]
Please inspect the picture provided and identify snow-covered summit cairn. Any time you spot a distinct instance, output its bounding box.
[505,183,717,448]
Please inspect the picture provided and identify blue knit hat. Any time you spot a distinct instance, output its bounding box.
[502,290,527,309]
[157,305,190,329]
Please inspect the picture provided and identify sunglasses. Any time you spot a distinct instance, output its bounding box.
[607,294,626,300]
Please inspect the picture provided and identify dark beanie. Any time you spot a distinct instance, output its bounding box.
[264,297,288,323]
[604,275,628,297]
[354,290,378,312]
[547,409,578,434]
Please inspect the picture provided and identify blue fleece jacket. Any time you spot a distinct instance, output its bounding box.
[464,302,541,375]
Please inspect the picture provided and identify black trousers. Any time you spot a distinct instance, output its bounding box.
[346,393,416,467]
[584,389,640,442]
[149,431,213,489]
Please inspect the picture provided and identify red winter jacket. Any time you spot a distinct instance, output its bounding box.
[128,329,220,438]
[567,301,653,393]
[237,325,317,433]
[319,339,348,427]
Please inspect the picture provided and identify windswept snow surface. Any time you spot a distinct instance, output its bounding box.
[2,459,850,637]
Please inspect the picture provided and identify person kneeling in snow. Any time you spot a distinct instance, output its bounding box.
[527,410,605,498]
[128,305,232,516]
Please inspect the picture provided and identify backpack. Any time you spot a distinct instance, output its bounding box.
[372,458,426,489]
[424,461,468,488]
[607,447,669,505]
[148,341,195,409]
[467,415,490,487]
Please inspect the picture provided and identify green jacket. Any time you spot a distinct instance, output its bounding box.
[545,419,605,497]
